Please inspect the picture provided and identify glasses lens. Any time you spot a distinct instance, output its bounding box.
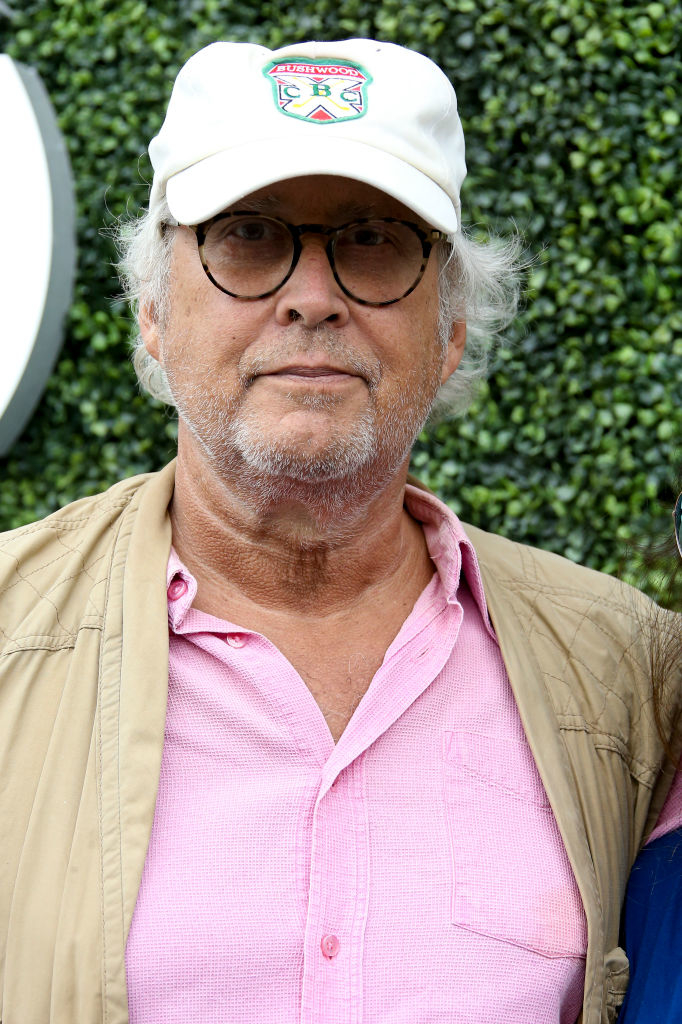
[333,220,425,304]
[202,215,294,298]
[674,492,682,558]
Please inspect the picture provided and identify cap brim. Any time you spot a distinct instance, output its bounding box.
[164,136,460,233]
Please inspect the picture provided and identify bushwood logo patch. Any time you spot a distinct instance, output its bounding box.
[264,58,372,123]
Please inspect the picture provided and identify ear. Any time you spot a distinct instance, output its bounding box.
[441,320,466,384]
[138,301,163,364]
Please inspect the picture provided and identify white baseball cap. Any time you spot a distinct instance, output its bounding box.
[148,38,466,233]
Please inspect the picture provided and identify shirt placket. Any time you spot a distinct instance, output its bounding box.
[301,756,369,1024]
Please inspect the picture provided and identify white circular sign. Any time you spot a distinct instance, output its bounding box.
[0,55,75,455]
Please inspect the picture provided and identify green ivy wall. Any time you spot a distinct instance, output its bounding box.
[1,0,680,595]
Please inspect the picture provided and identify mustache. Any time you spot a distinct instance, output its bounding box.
[238,326,382,390]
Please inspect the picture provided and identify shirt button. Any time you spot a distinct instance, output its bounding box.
[225,633,245,648]
[320,934,340,959]
[167,578,188,601]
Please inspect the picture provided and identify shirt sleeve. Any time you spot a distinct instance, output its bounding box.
[647,761,682,845]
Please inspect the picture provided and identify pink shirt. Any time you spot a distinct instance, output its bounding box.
[648,762,682,843]
[126,485,587,1023]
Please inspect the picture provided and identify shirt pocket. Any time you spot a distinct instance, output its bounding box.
[442,729,587,958]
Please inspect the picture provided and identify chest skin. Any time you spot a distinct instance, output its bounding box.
[219,571,434,743]
[264,622,398,742]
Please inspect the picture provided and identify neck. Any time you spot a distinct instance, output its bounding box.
[169,439,429,618]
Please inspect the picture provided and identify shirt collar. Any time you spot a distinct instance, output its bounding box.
[403,483,495,639]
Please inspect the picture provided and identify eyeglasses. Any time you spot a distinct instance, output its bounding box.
[674,492,682,558]
[188,213,447,307]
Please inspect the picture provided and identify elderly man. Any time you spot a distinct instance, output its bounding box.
[0,38,677,1024]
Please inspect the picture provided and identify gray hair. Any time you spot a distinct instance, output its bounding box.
[116,195,522,419]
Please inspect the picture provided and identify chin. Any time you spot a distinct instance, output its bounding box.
[235,435,377,484]
[181,389,428,501]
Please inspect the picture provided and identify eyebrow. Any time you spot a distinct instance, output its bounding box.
[227,193,389,221]
[229,195,281,214]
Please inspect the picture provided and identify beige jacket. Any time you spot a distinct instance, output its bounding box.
[0,461,678,1024]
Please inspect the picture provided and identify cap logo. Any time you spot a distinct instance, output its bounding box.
[264,58,372,123]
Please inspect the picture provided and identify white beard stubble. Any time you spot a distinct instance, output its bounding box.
[165,324,443,515]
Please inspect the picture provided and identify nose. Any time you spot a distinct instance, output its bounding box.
[274,237,351,329]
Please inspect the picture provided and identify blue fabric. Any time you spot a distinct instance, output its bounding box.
[619,827,682,1023]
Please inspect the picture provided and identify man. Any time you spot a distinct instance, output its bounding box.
[0,38,677,1024]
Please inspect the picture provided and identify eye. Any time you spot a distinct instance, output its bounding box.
[231,217,274,241]
[216,215,287,243]
[336,221,421,263]
[343,222,392,247]
[206,215,286,245]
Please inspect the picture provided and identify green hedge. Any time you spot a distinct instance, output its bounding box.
[2,0,681,596]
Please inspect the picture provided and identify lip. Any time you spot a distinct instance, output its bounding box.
[259,362,362,382]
